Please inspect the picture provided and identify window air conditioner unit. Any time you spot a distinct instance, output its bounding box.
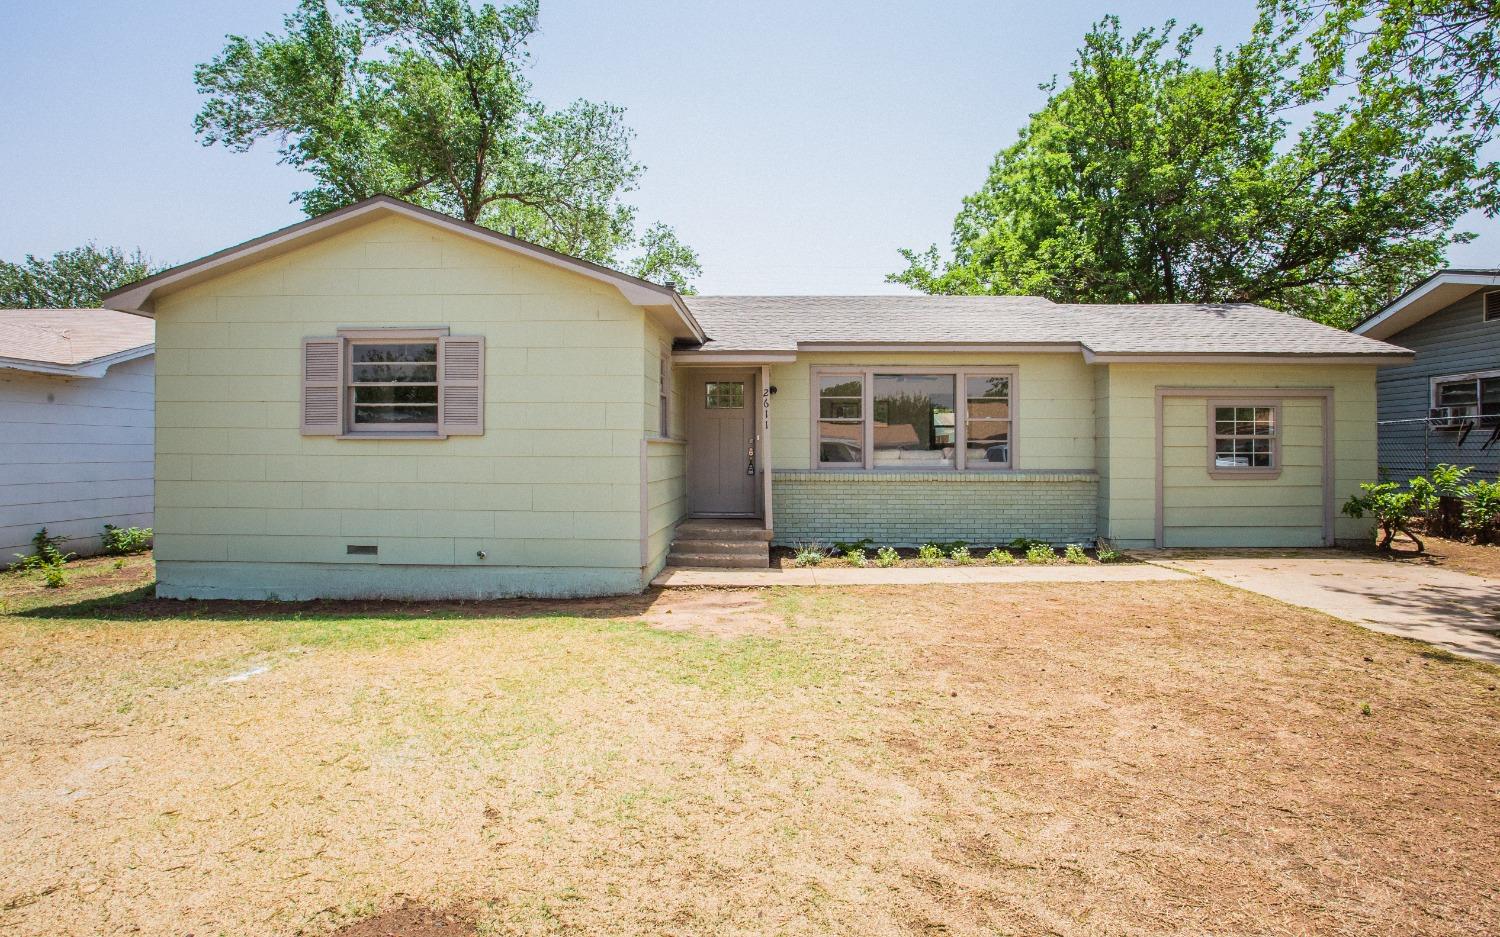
[1431,406,1475,430]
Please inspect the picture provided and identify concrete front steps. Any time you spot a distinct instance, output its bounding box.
[666,518,771,568]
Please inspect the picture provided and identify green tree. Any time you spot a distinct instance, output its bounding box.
[195,0,699,288]
[891,14,1497,328]
[0,245,162,308]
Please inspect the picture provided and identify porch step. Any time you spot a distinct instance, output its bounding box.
[674,519,774,542]
[666,551,769,569]
[671,538,769,556]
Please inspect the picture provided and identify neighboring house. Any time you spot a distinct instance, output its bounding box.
[0,308,154,560]
[1352,269,1500,480]
[101,196,1409,599]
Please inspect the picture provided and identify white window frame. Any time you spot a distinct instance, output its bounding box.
[1430,368,1500,427]
[658,350,672,438]
[1206,399,1280,480]
[810,365,1018,471]
[338,327,448,438]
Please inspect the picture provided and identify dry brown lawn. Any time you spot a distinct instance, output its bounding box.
[2,555,1498,936]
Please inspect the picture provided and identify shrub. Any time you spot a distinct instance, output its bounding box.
[1095,539,1123,564]
[1459,479,1500,542]
[874,546,900,567]
[917,543,944,565]
[844,547,867,566]
[1063,543,1089,564]
[1342,482,1425,551]
[1024,542,1057,564]
[1008,536,1049,553]
[986,547,1016,565]
[42,565,66,588]
[102,524,153,555]
[932,540,968,554]
[950,546,973,565]
[832,537,874,555]
[11,528,74,572]
[793,545,826,567]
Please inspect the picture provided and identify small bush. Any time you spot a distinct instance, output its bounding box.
[1063,543,1089,564]
[1343,482,1425,551]
[1008,536,1049,553]
[1459,479,1500,542]
[950,546,973,565]
[793,545,826,567]
[844,547,867,566]
[1095,539,1123,564]
[932,540,969,554]
[102,524,153,555]
[42,565,66,589]
[874,546,899,568]
[986,547,1016,565]
[112,557,126,570]
[917,543,944,565]
[1024,542,1057,564]
[11,528,74,572]
[832,537,874,555]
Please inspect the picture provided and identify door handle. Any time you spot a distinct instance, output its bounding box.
[747,439,756,476]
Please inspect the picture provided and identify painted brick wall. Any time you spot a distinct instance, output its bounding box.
[771,470,1098,547]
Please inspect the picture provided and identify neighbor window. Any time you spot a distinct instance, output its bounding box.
[1211,404,1277,473]
[348,341,439,430]
[1431,373,1500,426]
[812,367,1015,470]
[1485,291,1500,322]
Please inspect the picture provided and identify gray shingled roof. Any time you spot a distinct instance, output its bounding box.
[680,295,1409,357]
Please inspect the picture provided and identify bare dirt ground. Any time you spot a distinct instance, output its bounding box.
[1370,531,1500,580]
[2,557,1498,936]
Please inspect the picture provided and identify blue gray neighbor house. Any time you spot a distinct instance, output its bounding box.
[1354,269,1500,479]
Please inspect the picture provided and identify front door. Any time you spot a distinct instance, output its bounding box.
[686,370,759,515]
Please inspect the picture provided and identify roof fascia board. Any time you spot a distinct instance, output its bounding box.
[1081,349,1413,365]
[100,196,705,341]
[0,343,154,378]
[672,351,798,364]
[1352,271,1500,338]
[794,342,1082,353]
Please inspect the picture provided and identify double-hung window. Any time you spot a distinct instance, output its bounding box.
[813,367,1015,470]
[300,328,485,438]
[348,340,440,431]
[1210,403,1278,476]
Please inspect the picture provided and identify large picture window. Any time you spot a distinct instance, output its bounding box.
[813,367,1015,470]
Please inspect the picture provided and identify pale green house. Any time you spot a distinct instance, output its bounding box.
[103,196,1410,599]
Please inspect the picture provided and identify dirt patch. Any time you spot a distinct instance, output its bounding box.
[1368,532,1500,580]
[636,589,781,637]
[332,903,476,936]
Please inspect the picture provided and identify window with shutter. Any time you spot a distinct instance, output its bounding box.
[301,338,344,434]
[438,335,485,436]
[299,329,483,438]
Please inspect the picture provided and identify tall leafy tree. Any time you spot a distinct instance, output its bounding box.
[891,13,1497,328]
[0,245,162,308]
[194,0,700,287]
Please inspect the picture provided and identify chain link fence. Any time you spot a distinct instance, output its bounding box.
[1377,417,1500,482]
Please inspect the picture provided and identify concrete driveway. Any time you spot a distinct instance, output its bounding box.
[1149,550,1500,664]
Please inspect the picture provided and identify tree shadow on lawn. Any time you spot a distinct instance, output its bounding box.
[14,581,669,624]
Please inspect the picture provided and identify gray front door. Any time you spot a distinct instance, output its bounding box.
[686,371,758,515]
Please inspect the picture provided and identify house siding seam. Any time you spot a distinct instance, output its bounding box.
[770,470,1098,547]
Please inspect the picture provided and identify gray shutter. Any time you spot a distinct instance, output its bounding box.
[438,335,484,436]
[301,337,343,435]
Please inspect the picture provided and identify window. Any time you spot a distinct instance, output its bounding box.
[300,330,485,438]
[812,367,1015,470]
[1431,373,1500,427]
[348,341,439,430]
[1211,404,1277,473]
[658,353,671,437]
[1485,290,1500,322]
[817,373,863,465]
[705,381,745,409]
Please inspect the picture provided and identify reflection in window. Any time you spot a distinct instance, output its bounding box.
[705,381,745,409]
[873,374,955,467]
[817,374,863,464]
[1213,405,1275,469]
[349,342,439,427]
[965,374,1011,467]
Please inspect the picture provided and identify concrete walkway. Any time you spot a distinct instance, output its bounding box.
[651,563,1192,588]
[1149,551,1500,664]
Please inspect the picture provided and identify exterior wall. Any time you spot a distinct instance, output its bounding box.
[1376,291,1500,478]
[772,470,1096,547]
[641,318,687,577]
[1098,363,1378,548]
[0,355,154,558]
[152,214,653,599]
[1160,395,1327,547]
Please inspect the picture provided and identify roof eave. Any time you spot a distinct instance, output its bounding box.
[1352,270,1500,339]
[0,342,155,378]
[1080,349,1414,365]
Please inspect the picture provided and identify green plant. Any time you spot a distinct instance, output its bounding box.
[832,538,874,555]
[42,565,66,589]
[1024,542,1057,564]
[1359,701,1373,717]
[792,545,826,567]
[985,547,1016,565]
[1063,543,1089,564]
[1095,539,1123,564]
[1008,536,1049,552]
[932,540,969,554]
[1342,481,1425,551]
[844,547,867,567]
[874,546,900,568]
[917,543,944,565]
[1459,479,1500,543]
[101,524,153,555]
[111,557,126,570]
[950,546,973,565]
[10,528,74,572]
